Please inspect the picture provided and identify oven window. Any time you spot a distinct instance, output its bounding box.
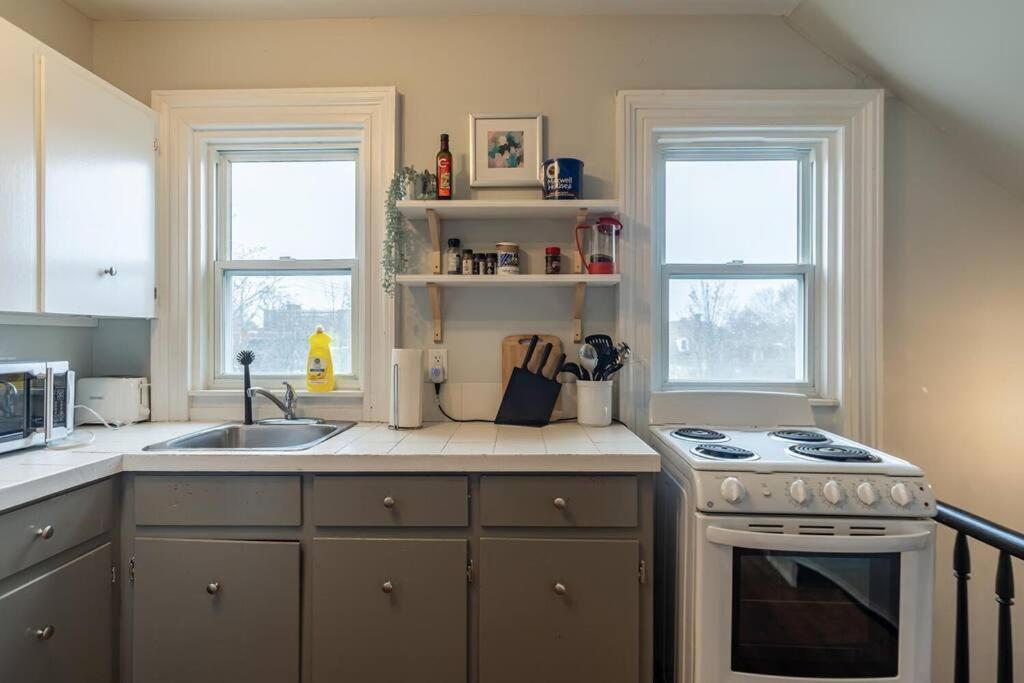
[732,548,900,678]
[0,373,30,442]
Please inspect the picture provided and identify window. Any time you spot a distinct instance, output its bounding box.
[213,149,360,386]
[659,145,818,390]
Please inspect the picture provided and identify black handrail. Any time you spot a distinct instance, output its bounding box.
[936,500,1021,683]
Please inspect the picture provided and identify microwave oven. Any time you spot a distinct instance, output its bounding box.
[0,361,75,454]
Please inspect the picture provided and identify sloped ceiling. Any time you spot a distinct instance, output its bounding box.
[788,0,1024,197]
[64,0,801,20]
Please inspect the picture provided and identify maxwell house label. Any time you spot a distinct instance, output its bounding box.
[542,158,583,200]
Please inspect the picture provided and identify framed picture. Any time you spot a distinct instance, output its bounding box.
[469,113,544,187]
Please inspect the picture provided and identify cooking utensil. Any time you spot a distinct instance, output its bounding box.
[559,362,586,381]
[579,344,599,378]
[495,335,564,426]
[596,362,623,381]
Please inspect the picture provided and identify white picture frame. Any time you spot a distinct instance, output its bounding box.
[469,113,544,187]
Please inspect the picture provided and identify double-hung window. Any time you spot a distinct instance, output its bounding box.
[658,143,822,393]
[212,148,360,388]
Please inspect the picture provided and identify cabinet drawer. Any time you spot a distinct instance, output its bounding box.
[133,537,300,683]
[134,475,301,526]
[0,479,113,581]
[479,538,640,683]
[0,543,113,683]
[312,538,467,683]
[480,475,637,527]
[313,476,468,527]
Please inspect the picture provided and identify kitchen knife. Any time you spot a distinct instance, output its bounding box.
[535,343,553,375]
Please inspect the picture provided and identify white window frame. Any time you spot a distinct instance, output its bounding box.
[150,88,397,423]
[616,90,884,444]
[209,146,362,390]
[655,141,822,393]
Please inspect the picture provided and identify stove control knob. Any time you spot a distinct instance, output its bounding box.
[856,482,879,506]
[823,480,844,505]
[720,477,746,504]
[789,479,810,505]
[890,482,913,507]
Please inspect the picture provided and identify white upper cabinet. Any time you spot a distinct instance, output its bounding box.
[42,55,156,318]
[0,25,39,313]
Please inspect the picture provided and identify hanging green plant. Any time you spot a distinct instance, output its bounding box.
[382,166,420,296]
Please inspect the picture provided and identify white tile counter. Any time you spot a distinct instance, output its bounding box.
[0,420,659,512]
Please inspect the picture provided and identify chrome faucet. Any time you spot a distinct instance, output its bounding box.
[247,382,298,421]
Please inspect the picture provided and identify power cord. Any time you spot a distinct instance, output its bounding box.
[46,404,124,450]
[434,383,494,423]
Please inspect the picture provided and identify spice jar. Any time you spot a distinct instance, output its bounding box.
[496,242,520,275]
[485,253,497,275]
[461,249,474,275]
[545,246,562,274]
[473,253,485,275]
[446,238,461,274]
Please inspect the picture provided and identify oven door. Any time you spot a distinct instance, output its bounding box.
[694,515,935,682]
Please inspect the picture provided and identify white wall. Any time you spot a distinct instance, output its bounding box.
[0,0,92,67]
[90,14,856,418]
[883,97,1024,682]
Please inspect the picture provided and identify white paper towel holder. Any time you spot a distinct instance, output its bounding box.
[389,348,423,429]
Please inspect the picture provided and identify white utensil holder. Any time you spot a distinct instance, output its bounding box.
[575,379,613,426]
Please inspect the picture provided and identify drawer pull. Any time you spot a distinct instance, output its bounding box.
[35,625,55,641]
[383,496,396,508]
[35,525,55,540]
[552,497,568,510]
[206,582,221,595]
[553,582,567,595]
[102,266,118,277]
[381,580,394,594]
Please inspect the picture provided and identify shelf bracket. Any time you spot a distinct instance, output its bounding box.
[572,282,586,343]
[426,208,442,275]
[428,283,442,342]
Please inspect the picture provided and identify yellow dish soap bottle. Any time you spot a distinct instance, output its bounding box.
[306,325,335,392]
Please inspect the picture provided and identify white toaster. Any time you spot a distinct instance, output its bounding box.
[75,377,150,426]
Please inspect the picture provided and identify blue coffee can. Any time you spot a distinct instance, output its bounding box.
[542,158,583,200]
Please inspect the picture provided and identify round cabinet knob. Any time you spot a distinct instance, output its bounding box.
[102,266,117,276]
[789,479,810,505]
[822,480,844,505]
[35,625,54,641]
[35,525,54,540]
[856,482,879,506]
[383,496,396,508]
[720,477,746,504]
[890,482,913,507]
[382,580,394,594]
[206,582,221,595]
[553,497,568,510]
[553,582,567,595]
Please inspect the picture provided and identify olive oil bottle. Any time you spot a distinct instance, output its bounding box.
[436,133,452,200]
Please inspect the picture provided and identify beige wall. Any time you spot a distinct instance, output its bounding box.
[0,0,92,67]
[884,98,1024,681]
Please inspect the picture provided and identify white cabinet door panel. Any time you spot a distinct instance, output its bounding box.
[0,22,38,313]
[43,56,155,317]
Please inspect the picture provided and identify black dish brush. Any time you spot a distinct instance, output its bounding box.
[236,349,255,425]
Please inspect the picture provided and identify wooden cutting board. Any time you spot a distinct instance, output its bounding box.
[501,334,563,416]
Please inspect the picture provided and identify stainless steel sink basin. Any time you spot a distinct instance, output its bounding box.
[143,422,354,451]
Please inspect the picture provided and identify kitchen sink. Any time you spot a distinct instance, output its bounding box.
[142,422,354,451]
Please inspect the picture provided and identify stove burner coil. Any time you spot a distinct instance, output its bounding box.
[692,444,757,460]
[789,444,880,463]
[671,428,728,442]
[769,429,830,444]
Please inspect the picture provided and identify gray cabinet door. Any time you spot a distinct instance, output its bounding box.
[312,538,467,683]
[479,538,640,683]
[0,543,113,683]
[132,537,300,683]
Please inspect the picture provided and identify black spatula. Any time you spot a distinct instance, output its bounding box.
[495,335,563,426]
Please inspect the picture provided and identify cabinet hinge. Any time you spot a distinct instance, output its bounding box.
[129,556,136,583]
[466,559,474,584]
[153,138,159,153]
[154,287,158,301]
[111,564,116,584]
[638,559,647,585]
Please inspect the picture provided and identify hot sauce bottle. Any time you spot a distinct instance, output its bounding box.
[436,133,453,200]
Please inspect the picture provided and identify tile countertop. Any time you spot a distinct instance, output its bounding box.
[0,421,659,513]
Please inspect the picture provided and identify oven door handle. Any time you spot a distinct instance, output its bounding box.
[706,526,932,553]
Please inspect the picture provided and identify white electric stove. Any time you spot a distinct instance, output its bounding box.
[650,391,936,683]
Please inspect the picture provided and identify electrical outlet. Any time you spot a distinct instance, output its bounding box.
[426,348,448,383]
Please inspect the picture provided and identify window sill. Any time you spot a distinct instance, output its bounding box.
[190,389,363,402]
